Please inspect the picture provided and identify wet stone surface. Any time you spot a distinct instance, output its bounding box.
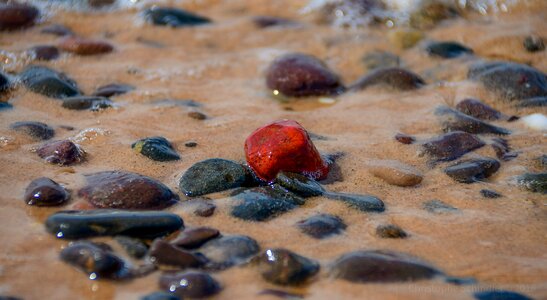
[330,250,442,283]
[350,67,425,91]
[423,200,458,213]
[254,248,320,285]
[426,41,473,58]
[474,290,533,300]
[59,36,114,55]
[10,121,54,140]
[0,3,39,31]
[23,177,70,206]
[198,235,260,269]
[325,192,385,213]
[132,137,180,162]
[368,160,423,187]
[421,131,485,162]
[376,224,408,239]
[19,65,81,99]
[78,171,179,209]
[435,106,510,135]
[516,172,546,194]
[230,185,305,221]
[115,236,149,259]
[149,240,206,269]
[62,96,113,111]
[37,140,85,165]
[296,214,346,239]
[143,7,211,27]
[159,271,221,298]
[444,158,500,183]
[480,189,502,199]
[171,227,220,249]
[93,83,134,97]
[179,158,248,197]
[455,99,503,121]
[45,210,184,239]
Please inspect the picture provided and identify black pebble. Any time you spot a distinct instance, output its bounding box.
[184,141,198,147]
[19,65,81,99]
[179,158,249,197]
[426,41,473,58]
[132,136,180,162]
[480,189,502,198]
[230,185,304,221]
[324,192,385,212]
[198,235,260,269]
[523,35,545,52]
[23,177,70,206]
[143,6,211,27]
[275,172,325,197]
[296,214,346,239]
[255,248,320,285]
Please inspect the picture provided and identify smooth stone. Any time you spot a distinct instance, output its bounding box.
[132,137,180,162]
[258,289,304,299]
[230,185,305,221]
[141,291,180,300]
[143,7,211,27]
[0,102,12,110]
[275,172,325,197]
[185,141,198,148]
[59,36,114,55]
[198,235,260,269]
[350,67,425,91]
[395,133,416,144]
[115,236,149,259]
[523,35,545,52]
[149,240,206,269]
[37,140,85,165]
[376,224,408,238]
[468,61,547,101]
[28,45,60,61]
[362,51,400,71]
[255,248,320,285]
[444,158,500,183]
[368,160,423,187]
[252,16,296,28]
[187,111,207,120]
[19,65,81,99]
[60,241,131,280]
[517,97,547,107]
[516,172,546,194]
[296,214,346,239]
[474,290,533,300]
[426,41,473,58]
[265,53,344,97]
[62,96,113,111]
[435,106,510,135]
[421,131,485,161]
[40,24,73,36]
[423,200,458,213]
[179,158,248,197]
[23,177,70,206]
[159,271,221,298]
[0,3,39,31]
[324,192,385,212]
[93,83,134,97]
[409,2,457,29]
[330,250,442,283]
[480,189,502,198]
[491,138,517,161]
[45,210,184,239]
[172,227,220,249]
[455,99,503,120]
[78,171,179,209]
[10,121,54,140]
[193,200,216,217]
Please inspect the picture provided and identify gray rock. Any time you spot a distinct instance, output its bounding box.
[10,121,54,140]
[132,136,180,162]
[19,65,81,99]
[444,158,500,183]
[179,158,248,196]
[198,235,260,269]
[255,248,320,285]
[516,172,546,194]
[423,200,458,213]
[296,214,346,239]
[230,185,305,221]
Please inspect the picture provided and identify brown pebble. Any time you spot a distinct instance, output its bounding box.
[59,36,113,55]
[93,83,134,97]
[24,177,70,206]
[171,227,220,249]
[188,111,207,120]
[37,140,85,165]
[376,224,408,238]
[28,45,60,61]
[149,239,206,268]
[0,3,39,31]
[185,141,198,147]
[395,133,415,144]
[368,160,423,187]
[194,200,216,217]
[455,98,502,121]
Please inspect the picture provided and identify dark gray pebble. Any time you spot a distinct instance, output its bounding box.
[179,158,249,197]
[423,199,458,213]
[376,224,408,238]
[435,106,510,135]
[258,289,304,299]
[426,41,473,58]
[276,172,325,198]
[324,192,385,212]
[24,177,70,206]
[93,83,134,97]
[141,291,180,300]
[28,45,59,61]
[19,65,81,99]
[37,139,85,165]
[143,6,211,27]
[516,172,546,194]
[523,35,544,52]
[10,121,54,140]
[185,141,198,147]
[252,16,296,28]
[455,99,503,120]
[115,236,149,259]
[198,235,260,269]
[132,136,180,162]
[296,214,346,239]
[172,227,220,249]
[480,189,502,198]
[421,131,485,161]
[149,240,206,269]
[62,96,113,111]
[474,290,533,300]
[159,271,221,298]
[444,158,500,183]
[45,210,184,239]
[230,185,304,221]
[40,24,73,36]
[517,96,547,107]
[255,248,320,285]
[350,67,425,91]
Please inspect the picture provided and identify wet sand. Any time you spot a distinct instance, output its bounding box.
[0,0,546,299]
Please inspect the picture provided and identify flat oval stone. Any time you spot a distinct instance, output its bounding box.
[93,83,134,97]
[179,158,248,196]
[149,240,206,269]
[455,99,503,121]
[62,96,113,111]
[376,224,408,238]
[0,3,39,31]
[252,16,296,28]
[19,65,81,99]
[78,171,179,209]
[324,192,385,212]
[368,160,423,187]
[60,241,130,280]
[435,106,510,135]
[296,214,346,239]
[444,158,500,183]
[132,137,180,162]
[159,271,221,298]
[24,177,70,206]
[143,6,211,27]
[265,53,344,97]
[468,62,547,101]
[255,248,320,285]
[330,250,442,283]
[37,140,85,165]
[193,200,216,217]
[426,41,473,58]
[350,67,425,91]
[171,227,220,249]
[474,290,533,300]
[516,172,546,194]
[275,172,325,197]
[423,199,458,213]
[45,210,184,239]
[59,36,114,55]
[230,185,305,221]
[40,24,73,36]
[28,45,60,61]
[421,131,485,161]
[198,235,260,269]
[10,121,54,140]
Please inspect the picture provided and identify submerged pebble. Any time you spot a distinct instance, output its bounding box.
[421,131,485,161]
[143,7,211,27]
[141,292,180,300]
[0,3,39,31]
[368,160,423,187]
[395,133,415,144]
[275,172,325,197]
[40,24,73,36]
[265,53,344,97]
[480,189,502,199]
[516,172,546,194]
[62,96,113,111]
[1,72,10,94]
[115,236,149,259]
[27,45,60,61]
[19,65,81,99]
[59,36,114,55]
[455,99,503,121]
[78,171,179,209]
[435,106,510,135]
[23,177,70,206]
[149,240,206,269]
[362,51,400,71]
[325,192,385,212]
[93,83,134,97]
[350,67,425,91]
[376,224,408,239]
[179,158,248,196]
[187,111,207,120]
[198,235,260,269]
[255,248,320,285]
[523,35,545,52]
[444,158,500,183]
[37,140,85,165]
[426,41,473,58]
[172,227,220,249]
[474,290,533,300]
[132,137,180,162]
[45,210,183,239]
[423,200,458,213]
[252,16,296,28]
[230,185,304,221]
[192,199,216,217]
[159,271,221,298]
[330,250,442,283]
[296,214,346,239]
[10,121,54,140]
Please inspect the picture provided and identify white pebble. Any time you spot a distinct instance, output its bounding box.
[521,113,547,131]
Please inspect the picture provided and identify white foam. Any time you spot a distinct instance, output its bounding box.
[521,113,547,131]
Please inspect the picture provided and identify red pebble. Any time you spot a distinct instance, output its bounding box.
[244,120,329,182]
[59,36,113,55]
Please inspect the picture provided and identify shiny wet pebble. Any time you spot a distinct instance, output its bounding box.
[444,158,500,183]
[325,192,385,212]
[230,185,304,221]
[143,7,211,27]
[132,137,180,162]
[255,248,320,285]
[37,140,85,165]
[149,240,206,269]
[24,177,70,206]
[426,41,473,58]
[179,158,248,197]
[198,235,260,269]
[368,160,423,187]
[159,271,221,298]
[10,121,54,140]
[296,214,346,239]
[0,3,39,31]
[275,172,325,197]
[171,227,220,249]
[19,65,81,99]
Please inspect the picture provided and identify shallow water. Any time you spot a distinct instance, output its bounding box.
[0,0,546,299]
